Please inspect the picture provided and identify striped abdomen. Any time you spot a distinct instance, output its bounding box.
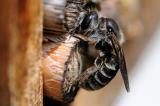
[81,61,119,90]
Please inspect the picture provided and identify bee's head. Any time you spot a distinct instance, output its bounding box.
[105,18,125,44]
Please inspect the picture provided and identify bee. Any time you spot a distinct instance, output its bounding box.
[73,12,130,92]
[62,0,129,103]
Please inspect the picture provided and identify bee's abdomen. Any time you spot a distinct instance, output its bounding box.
[80,66,118,90]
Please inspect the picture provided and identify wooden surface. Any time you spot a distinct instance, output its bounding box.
[0,0,43,106]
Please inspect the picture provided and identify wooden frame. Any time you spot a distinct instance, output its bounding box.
[0,0,43,105]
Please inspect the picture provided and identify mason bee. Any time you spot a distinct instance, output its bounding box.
[63,0,129,102]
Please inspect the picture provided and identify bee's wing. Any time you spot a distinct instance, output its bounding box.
[110,34,130,92]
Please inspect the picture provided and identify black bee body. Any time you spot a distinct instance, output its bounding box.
[63,0,129,102]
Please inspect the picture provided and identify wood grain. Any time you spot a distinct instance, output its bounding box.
[0,0,43,106]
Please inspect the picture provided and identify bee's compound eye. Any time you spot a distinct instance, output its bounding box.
[81,11,98,31]
[106,18,119,34]
[107,26,114,33]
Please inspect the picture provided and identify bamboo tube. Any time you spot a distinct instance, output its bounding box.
[0,0,43,105]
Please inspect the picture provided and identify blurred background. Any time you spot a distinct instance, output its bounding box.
[113,23,160,106]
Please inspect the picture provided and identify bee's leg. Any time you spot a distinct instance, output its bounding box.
[78,65,102,90]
